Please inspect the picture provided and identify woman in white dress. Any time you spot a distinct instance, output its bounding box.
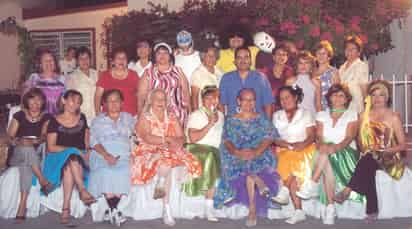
[67,46,98,123]
[338,35,369,113]
[128,39,152,77]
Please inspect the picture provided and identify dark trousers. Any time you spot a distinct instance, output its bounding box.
[347,154,379,214]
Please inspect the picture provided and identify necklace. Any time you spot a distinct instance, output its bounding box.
[26,111,41,123]
[330,108,347,113]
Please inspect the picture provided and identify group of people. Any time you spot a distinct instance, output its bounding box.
[1,27,408,227]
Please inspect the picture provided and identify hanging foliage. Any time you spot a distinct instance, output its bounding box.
[0,16,35,84]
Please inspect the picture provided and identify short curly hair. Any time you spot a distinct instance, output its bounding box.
[325,84,352,108]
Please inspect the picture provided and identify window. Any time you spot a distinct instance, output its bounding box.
[30,29,95,66]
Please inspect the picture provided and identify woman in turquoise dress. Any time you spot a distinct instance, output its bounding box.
[214,88,281,227]
[296,84,363,224]
[42,90,95,224]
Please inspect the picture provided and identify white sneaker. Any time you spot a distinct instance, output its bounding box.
[296,179,319,200]
[285,209,306,224]
[322,204,336,225]
[103,209,113,223]
[271,186,290,205]
[205,199,218,222]
[163,204,176,226]
[112,208,127,227]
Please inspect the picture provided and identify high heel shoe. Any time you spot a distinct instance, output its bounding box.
[79,188,96,206]
[60,208,71,225]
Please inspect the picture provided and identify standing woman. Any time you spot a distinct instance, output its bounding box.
[334,80,406,221]
[59,46,77,76]
[312,40,339,111]
[137,42,191,127]
[267,44,294,111]
[296,84,363,225]
[7,88,53,221]
[67,46,98,123]
[128,39,152,78]
[273,86,317,224]
[338,35,369,113]
[190,42,223,110]
[23,49,65,115]
[42,90,95,224]
[95,47,139,116]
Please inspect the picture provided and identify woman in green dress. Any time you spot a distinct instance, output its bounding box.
[182,86,223,222]
[296,84,363,224]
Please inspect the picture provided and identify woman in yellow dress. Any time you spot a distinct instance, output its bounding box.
[334,80,406,221]
[272,85,317,224]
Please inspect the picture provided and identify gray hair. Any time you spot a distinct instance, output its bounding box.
[143,88,170,114]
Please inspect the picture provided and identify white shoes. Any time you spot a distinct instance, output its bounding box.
[205,199,218,222]
[296,179,319,200]
[322,204,336,225]
[163,204,176,226]
[103,209,113,223]
[271,186,290,205]
[285,209,306,224]
[112,208,127,227]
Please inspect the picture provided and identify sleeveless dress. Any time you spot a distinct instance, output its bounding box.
[130,112,202,185]
[145,66,189,127]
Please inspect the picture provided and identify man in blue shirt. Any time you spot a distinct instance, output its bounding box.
[219,46,273,119]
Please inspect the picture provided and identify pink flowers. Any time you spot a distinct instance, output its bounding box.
[256,17,270,26]
[301,15,310,25]
[320,32,333,41]
[359,34,368,44]
[280,21,299,35]
[334,21,345,35]
[309,25,320,37]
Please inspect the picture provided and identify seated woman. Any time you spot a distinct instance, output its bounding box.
[42,90,96,224]
[214,88,283,227]
[334,80,406,221]
[296,84,363,224]
[131,89,202,226]
[182,86,223,222]
[88,89,136,226]
[273,85,317,224]
[6,88,53,221]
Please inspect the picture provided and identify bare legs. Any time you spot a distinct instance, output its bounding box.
[246,176,257,226]
[60,156,94,223]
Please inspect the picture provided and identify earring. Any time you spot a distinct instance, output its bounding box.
[236,106,241,113]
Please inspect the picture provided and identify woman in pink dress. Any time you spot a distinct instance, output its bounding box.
[137,42,191,128]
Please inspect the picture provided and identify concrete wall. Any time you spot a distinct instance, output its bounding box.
[0,1,23,90]
[24,5,128,71]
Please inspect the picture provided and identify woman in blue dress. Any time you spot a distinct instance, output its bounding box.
[43,90,95,224]
[214,88,283,227]
[88,89,136,226]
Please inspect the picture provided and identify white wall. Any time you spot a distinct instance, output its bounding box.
[24,5,128,71]
[0,0,23,90]
[372,9,412,125]
[127,0,186,11]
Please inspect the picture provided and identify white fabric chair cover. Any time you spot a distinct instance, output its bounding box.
[0,167,42,219]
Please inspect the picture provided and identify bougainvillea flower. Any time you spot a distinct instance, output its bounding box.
[301,15,311,25]
[309,25,321,37]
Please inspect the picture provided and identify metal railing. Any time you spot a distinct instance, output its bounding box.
[370,74,412,133]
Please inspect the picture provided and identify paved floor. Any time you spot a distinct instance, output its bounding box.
[0,212,412,229]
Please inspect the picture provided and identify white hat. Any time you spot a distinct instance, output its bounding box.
[153,42,173,54]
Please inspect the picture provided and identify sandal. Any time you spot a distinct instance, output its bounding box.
[60,208,70,225]
[333,190,350,204]
[40,182,54,196]
[14,215,26,223]
[79,189,96,206]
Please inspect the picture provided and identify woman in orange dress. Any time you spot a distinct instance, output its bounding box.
[130,88,202,226]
